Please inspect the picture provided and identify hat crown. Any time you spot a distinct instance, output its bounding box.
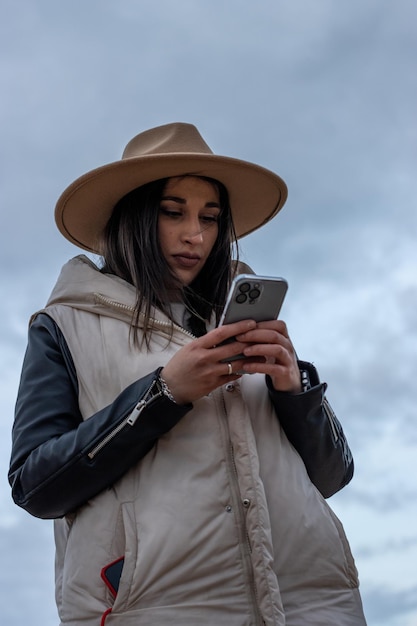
[122,122,214,160]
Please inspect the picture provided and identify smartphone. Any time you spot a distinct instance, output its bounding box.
[219,274,288,326]
[217,274,288,364]
[101,556,125,597]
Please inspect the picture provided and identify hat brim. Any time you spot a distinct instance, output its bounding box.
[55,153,288,252]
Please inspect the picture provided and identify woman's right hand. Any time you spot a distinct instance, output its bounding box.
[160,319,257,404]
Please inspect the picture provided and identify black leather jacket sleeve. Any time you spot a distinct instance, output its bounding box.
[9,314,192,520]
[266,361,354,498]
[9,315,352,521]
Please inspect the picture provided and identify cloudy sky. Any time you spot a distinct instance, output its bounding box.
[1,1,416,624]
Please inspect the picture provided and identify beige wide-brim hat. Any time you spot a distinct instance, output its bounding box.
[55,122,288,252]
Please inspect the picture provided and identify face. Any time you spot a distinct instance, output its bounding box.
[158,176,220,286]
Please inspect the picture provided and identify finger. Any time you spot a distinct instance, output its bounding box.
[221,361,243,377]
[203,319,256,347]
[243,343,294,364]
[214,340,253,363]
[242,360,302,393]
[236,328,290,348]
[220,357,258,377]
[236,328,278,343]
[256,320,290,337]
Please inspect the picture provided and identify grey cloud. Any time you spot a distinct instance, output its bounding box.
[1,2,417,625]
[356,535,417,560]
[362,585,417,625]
[342,485,417,513]
[0,516,57,626]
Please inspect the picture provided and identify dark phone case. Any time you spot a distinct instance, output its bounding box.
[101,556,125,597]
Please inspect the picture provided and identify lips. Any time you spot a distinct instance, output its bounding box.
[172,254,201,268]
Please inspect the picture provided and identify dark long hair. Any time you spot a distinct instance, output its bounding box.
[100,175,239,344]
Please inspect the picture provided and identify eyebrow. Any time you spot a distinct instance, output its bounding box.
[160,195,220,209]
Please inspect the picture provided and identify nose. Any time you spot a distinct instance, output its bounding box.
[181,218,204,244]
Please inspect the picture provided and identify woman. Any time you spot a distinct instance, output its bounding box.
[9,123,366,625]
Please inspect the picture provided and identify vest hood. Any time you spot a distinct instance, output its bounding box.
[43,254,174,331]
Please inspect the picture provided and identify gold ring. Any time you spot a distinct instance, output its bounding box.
[227,362,233,376]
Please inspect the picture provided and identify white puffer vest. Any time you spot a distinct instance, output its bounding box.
[45,256,366,626]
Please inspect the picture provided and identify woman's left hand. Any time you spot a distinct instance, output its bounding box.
[236,320,302,393]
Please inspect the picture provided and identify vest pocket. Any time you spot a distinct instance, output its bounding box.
[108,501,139,612]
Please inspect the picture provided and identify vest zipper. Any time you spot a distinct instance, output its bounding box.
[87,380,162,459]
[93,293,196,340]
[219,389,264,625]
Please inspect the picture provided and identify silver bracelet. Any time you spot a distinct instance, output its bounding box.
[158,375,177,403]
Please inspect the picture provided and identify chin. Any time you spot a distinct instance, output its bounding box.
[177,271,199,287]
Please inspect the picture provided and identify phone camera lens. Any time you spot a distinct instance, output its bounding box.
[239,282,250,293]
[249,288,260,300]
[236,293,247,303]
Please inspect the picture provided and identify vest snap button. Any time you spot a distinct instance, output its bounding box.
[225,383,235,392]
[226,505,232,513]
[242,498,251,508]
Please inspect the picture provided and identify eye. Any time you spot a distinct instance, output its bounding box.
[159,206,182,218]
[201,214,219,224]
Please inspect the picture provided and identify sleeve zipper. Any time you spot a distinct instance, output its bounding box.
[323,397,340,444]
[87,379,162,459]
